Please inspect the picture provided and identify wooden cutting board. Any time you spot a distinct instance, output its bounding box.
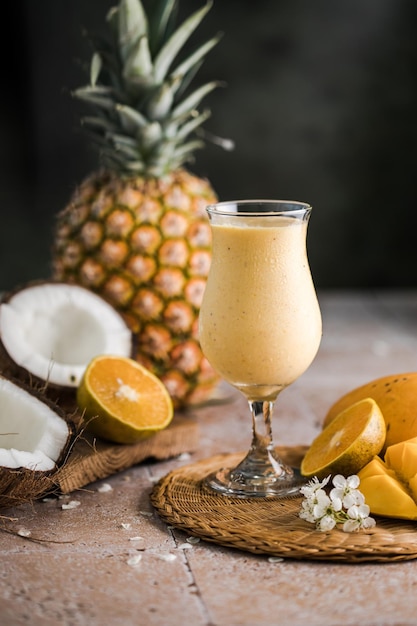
[55,414,199,493]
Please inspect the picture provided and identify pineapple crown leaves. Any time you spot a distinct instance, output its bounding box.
[73,0,233,178]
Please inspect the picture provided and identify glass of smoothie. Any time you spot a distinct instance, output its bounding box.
[199,200,322,497]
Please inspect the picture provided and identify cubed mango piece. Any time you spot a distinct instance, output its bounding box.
[358,456,391,480]
[358,436,417,520]
[359,474,417,520]
[385,440,417,481]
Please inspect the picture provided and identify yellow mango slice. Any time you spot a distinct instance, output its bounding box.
[358,437,417,519]
[385,440,417,481]
[359,474,417,520]
[357,456,393,480]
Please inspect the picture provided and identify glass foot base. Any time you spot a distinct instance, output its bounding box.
[204,465,306,498]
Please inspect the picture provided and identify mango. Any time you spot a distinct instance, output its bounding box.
[358,437,417,520]
[385,440,417,481]
[409,476,417,502]
[323,373,417,451]
[359,475,417,519]
[357,456,395,480]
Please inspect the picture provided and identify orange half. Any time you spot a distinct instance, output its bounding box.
[300,398,386,478]
[77,355,173,444]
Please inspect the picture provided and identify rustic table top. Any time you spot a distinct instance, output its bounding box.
[2,290,417,626]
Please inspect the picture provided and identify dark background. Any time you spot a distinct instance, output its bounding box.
[1,0,417,291]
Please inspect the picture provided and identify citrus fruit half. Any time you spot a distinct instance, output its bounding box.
[77,355,174,444]
[300,397,386,478]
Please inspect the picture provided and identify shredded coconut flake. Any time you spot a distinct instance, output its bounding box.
[268,556,284,563]
[61,500,81,510]
[97,483,113,493]
[129,536,144,542]
[121,523,132,530]
[156,553,177,562]
[127,554,142,566]
[186,536,200,544]
[17,528,31,537]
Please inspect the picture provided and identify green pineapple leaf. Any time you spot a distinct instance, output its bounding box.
[72,0,228,176]
[90,52,102,86]
[170,34,221,87]
[116,104,148,133]
[123,35,154,89]
[171,81,219,119]
[153,2,213,84]
[118,0,149,62]
[148,0,177,55]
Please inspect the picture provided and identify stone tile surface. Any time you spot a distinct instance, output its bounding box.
[2,291,417,625]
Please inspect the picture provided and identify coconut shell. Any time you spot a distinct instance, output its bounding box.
[0,338,78,414]
[0,375,77,510]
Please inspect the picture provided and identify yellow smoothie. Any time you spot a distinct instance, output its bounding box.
[199,216,322,399]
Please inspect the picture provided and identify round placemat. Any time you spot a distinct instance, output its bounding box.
[150,447,417,563]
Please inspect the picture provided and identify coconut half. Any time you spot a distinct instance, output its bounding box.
[0,375,74,508]
[0,282,133,390]
[0,376,71,471]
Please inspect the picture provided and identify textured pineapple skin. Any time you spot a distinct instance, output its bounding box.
[52,168,220,408]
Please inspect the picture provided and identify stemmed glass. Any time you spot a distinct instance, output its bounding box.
[199,200,322,497]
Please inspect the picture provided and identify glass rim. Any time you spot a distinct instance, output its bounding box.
[206,199,312,217]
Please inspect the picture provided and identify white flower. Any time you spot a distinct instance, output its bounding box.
[300,475,330,498]
[313,491,332,518]
[299,474,376,533]
[347,503,371,520]
[299,500,316,523]
[330,474,366,510]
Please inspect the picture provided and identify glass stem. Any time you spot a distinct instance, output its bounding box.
[246,400,290,478]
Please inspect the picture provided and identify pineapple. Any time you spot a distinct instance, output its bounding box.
[52,0,227,407]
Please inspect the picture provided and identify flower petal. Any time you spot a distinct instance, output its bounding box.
[343,519,360,532]
[319,515,336,531]
[362,516,376,529]
[347,475,360,489]
[331,496,343,512]
[358,503,371,518]
[332,474,347,488]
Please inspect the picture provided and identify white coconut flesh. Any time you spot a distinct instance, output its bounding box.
[0,377,70,471]
[0,283,132,387]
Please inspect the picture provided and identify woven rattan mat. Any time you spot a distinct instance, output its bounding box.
[55,414,199,493]
[151,446,417,563]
